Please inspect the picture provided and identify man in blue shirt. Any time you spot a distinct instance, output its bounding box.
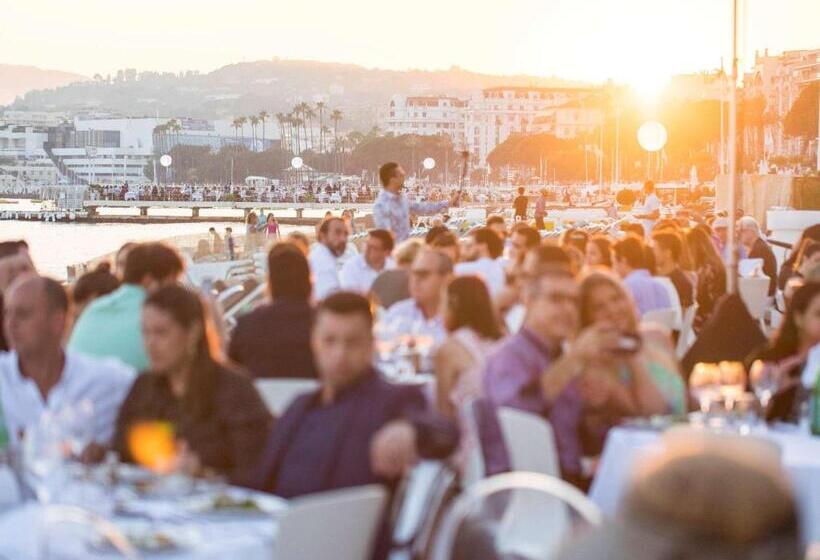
[373,162,459,243]
[252,292,458,498]
[613,235,671,317]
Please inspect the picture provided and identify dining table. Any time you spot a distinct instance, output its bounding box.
[588,425,820,547]
[0,465,284,560]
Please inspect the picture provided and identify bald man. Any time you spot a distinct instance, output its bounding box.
[0,275,135,450]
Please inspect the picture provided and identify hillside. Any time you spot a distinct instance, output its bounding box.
[6,58,591,130]
[0,64,87,105]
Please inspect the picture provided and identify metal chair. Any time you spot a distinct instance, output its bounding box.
[429,472,603,560]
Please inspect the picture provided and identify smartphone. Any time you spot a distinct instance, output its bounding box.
[613,333,642,355]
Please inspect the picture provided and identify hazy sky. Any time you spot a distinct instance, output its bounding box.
[3,0,818,92]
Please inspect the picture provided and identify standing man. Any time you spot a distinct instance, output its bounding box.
[513,187,529,222]
[309,216,349,300]
[633,180,662,237]
[373,162,459,243]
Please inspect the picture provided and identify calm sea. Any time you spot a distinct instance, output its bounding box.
[0,200,319,280]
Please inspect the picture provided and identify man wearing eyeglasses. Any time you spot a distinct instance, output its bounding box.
[382,248,452,345]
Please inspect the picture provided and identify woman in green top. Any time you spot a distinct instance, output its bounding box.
[576,270,686,416]
[543,270,686,420]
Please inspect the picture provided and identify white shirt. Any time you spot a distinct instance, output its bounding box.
[454,257,506,298]
[309,243,342,300]
[0,350,136,446]
[638,193,662,237]
[382,298,447,345]
[340,254,394,294]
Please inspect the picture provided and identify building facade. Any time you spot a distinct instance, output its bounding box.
[743,48,820,163]
[383,87,599,166]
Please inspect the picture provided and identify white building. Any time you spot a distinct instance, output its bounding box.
[530,102,602,139]
[743,48,820,161]
[382,86,599,166]
[384,95,466,138]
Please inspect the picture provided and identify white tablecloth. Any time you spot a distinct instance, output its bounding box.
[0,497,278,559]
[589,427,820,545]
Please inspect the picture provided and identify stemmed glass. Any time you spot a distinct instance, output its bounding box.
[749,360,780,420]
[23,413,66,505]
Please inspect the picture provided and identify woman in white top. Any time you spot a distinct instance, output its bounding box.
[434,276,509,480]
[434,276,503,415]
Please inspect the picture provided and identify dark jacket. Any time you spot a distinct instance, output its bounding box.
[251,369,459,498]
[112,364,272,483]
[749,238,778,296]
[228,298,317,379]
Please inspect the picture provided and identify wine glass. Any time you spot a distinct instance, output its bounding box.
[23,413,66,505]
[59,400,95,460]
[689,362,721,414]
[749,360,779,416]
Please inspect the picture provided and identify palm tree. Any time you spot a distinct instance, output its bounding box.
[303,106,316,151]
[258,110,269,150]
[231,118,243,153]
[275,113,286,151]
[237,116,248,147]
[330,109,343,153]
[249,115,260,152]
[316,101,327,152]
[291,116,304,155]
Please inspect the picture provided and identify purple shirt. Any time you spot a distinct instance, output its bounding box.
[623,269,671,317]
[482,329,585,476]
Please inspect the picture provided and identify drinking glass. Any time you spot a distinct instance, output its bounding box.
[690,362,722,414]
[23,414,66,505]
[749,359,779,415]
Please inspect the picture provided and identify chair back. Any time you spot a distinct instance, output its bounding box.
[676,304,699,359]
[652,276,683,327]
[429,472,603,560]
[497,408,559,477]
[273,485,388,560]
[738,276,771,320]
[389,461,457,560]
[642,308,678,331]
[254,378,319,416]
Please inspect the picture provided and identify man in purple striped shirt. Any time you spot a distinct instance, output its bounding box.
[483,255,587,481]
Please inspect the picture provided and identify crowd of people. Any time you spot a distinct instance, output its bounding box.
[0,161,818,559]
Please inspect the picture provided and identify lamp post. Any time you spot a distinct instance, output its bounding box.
[159,154,172,186]
[726,0,740,294]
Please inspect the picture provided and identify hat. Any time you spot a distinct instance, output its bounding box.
[713,217,728,229]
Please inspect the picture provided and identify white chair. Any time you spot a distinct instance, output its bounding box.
[429,472,603,560]
[497,407,560,477]
[641,308,678,332]
[652,276,683,329]
[739,276,771,322]
[389,461,457,560]
[675,304,699,359]
[273,485,387,560]
[254,378,319,416]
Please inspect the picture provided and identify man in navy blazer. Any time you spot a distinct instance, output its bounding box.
[251,291,458,498]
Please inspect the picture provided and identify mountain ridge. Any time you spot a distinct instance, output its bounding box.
[5,58,593,130]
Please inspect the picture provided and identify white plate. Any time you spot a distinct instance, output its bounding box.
[184,489,288,518]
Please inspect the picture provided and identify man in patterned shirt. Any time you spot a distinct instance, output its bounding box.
[373,162,460,243]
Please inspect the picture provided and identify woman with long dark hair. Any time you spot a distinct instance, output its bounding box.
[750,282,820,422]
[112,284,272,482]
[686,227,727,329]
[434,276,508,479]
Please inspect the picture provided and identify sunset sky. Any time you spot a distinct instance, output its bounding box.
[3,0,818,92]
